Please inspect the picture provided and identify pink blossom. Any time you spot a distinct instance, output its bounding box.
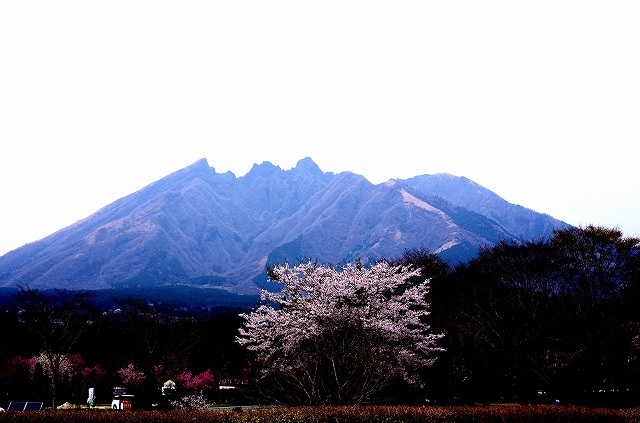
[177,369,216,390]
[81,365,107,381]
[117,363,146,387]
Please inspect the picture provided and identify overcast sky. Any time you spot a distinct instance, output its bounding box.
[1,1,638,256]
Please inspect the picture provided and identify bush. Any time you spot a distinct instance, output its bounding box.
[169,393,213,410]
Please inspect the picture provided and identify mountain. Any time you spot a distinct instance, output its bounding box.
[0,158,570,294]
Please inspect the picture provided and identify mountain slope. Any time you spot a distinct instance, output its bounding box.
[402,173,566,240]
[0,158,570,293]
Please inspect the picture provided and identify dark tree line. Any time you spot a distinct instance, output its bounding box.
[417,225,640,406]
[1,224,638,408]
[0,292,250,409]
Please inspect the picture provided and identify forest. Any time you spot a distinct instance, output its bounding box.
[0,224,638,410]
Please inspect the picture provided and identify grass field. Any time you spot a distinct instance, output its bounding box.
[1,405,638,423]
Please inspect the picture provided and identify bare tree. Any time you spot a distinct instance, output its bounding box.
[14,287,95,408]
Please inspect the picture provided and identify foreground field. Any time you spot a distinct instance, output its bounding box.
[1,405,639,423]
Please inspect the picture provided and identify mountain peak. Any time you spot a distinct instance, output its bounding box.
[246,161,281,177]
[192,157,210,167]
[293,157,324,175]
[180,158,211,173]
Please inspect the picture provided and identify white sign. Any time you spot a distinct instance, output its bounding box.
[87,387,95,406]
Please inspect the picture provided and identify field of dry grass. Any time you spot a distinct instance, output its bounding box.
[0,405,636,423]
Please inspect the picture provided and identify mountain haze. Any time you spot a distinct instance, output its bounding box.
[0,158,569,293]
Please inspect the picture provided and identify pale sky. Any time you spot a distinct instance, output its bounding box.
[1,1,639,256]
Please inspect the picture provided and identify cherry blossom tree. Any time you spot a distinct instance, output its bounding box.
[118,363,147,388]
[167,369,218,409]
[237,260,443,405]
[176,369,217,391]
